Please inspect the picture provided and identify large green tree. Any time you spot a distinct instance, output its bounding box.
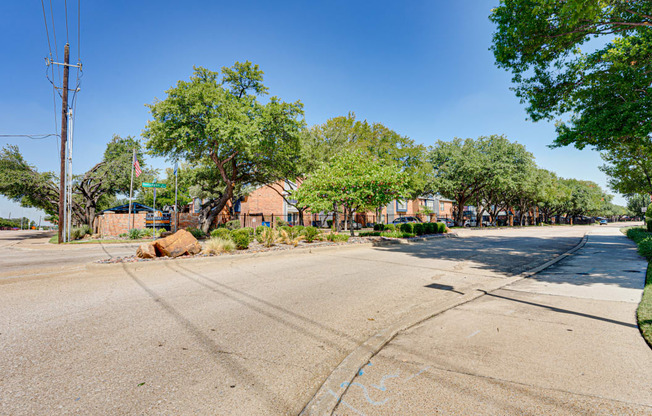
[76,135,146,227]
[600,140,652,195]
[0,136,144,229]
[143,62,305,233]
[0,145,60,219]
[626,193,649,217]
[491,0,652,150]
[303,114,427,226]
[294,151,408,236]
[428,135,535,226]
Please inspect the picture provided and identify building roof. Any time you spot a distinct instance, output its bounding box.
[100,203,154,214]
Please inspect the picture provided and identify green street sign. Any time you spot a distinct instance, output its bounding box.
[142,182,167,189]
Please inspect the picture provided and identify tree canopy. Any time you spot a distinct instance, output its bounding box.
[143,62,305,232]
[491,0,652,150]
[294,151,408,235]
[0,135,144,230]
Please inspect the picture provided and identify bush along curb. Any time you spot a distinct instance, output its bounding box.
[624,227,652,349]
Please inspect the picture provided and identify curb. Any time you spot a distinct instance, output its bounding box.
[299,232,590,416]
[85,232,459,272]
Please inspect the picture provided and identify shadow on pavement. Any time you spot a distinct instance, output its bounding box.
[370,235,582,276]
[121,263,294,414]
[527,234,645,290]
[480,290,638,329]
[370,233,643,290]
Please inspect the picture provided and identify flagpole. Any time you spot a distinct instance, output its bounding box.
[174,163,178,232]
[128,149,135,231]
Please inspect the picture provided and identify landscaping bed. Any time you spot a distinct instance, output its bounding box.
[95,223,453,264]
[96,235,372,264]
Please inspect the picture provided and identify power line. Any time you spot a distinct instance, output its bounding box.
[48,0,60,83]
[64,0,69,44]
[0,134,59,139]
[77,0,80,62]
[39,0,52,57]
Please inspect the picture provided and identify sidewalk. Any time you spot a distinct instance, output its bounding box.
[334,226,652,415]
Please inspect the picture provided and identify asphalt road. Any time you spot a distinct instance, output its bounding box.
[0,226,609,415]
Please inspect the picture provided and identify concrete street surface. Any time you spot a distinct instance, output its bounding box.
[0,225,647,415]
[335,225,652,415]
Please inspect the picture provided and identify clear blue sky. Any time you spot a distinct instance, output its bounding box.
[0,0,619,224]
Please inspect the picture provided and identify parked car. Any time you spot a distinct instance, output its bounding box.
[437,218,455,227]
[464,219,491,227]
[392,216,422,225]
[340,220,362,230]
[599,219,608,225]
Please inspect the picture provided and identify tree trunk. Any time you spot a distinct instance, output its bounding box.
[199,186,233,233]
[333,202,340,232]
[349,209,355,237]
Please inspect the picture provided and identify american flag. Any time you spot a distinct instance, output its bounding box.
[134,158,142,177]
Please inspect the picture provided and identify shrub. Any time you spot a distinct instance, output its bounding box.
[436,222,447,233]
[224,220,241,230]
[258,226,278,247]
[427,222,436,234]
[211,228,233,240]
[626,227,647,243]
[303,226,320,243]
[647,220,652,232]
[255,225,266,237]
[142,228,165,238]
[413,223,424,236]
[373,223,383,231]
[231,229,251,249]
[69,225,91,241]
[359,231,381,237]
[638,237,652,260]
[282,226,302,241]
[241,227,254,238]
[186,227,206,239]
[381,230,414,238]
[129,228,143,240]
[400,223,414,234]
[276,219,289,227]
[203,237,235,255]
[119,232,128,238]
[327,233,349,243]
[384,224,396,231]
[293,225,305,235]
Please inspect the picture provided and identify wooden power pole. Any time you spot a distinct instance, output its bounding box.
[57,44,70,244]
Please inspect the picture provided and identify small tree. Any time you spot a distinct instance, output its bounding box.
[294,152,408,236]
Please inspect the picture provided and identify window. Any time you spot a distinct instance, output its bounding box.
[396,199,408,212]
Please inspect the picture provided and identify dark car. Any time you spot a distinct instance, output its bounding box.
[437,218,455,227]
[599,219,608,225]
[392,216,421,225]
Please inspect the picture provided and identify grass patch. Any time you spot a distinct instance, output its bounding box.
[638,263,652,349]
[623,226,652,348]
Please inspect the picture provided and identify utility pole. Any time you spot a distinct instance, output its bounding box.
[57,43,70,244]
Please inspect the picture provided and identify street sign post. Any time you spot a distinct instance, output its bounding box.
[142,182,167,189]
[143,182,166,237]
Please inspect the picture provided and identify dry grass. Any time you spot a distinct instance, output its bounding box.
[202,237,236,255]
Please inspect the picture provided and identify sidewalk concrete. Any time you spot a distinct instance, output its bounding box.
[334,226,652,415]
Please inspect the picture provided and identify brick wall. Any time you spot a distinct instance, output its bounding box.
[239,183,285,215]
[172,213,201,230]
[96,213,146,237]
